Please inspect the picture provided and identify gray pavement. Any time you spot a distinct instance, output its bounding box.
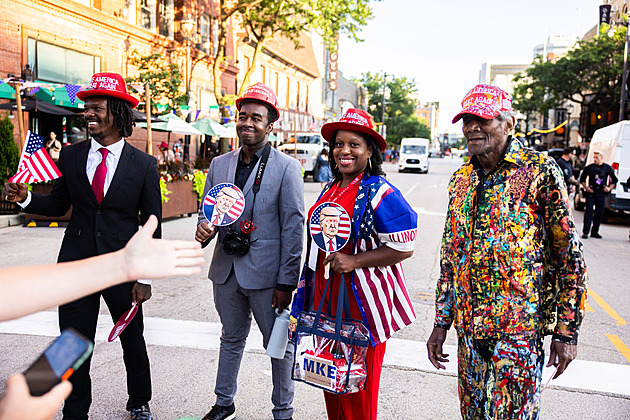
[1,159,629,419]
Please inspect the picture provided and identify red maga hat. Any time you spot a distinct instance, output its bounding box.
[77,72,139,108]
[235,83,280,121]
[321,108,386,151]
[452,84,512,124]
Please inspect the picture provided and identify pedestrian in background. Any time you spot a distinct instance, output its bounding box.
[579,151,617,239]
[46,131,61,161]
[195,83,304,420]
[313,148,333,187]
[292,108,417,420]
[556,147,578,199]
[427,84,587,420]
[157,141,175,165]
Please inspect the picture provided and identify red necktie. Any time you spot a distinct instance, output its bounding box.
[213,214,221,225]
[328,239,334,252]
[92,148,109,204]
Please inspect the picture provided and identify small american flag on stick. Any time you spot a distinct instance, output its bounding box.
[9,131,61,183]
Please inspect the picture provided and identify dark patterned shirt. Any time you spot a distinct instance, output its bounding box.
[434,138,588,344]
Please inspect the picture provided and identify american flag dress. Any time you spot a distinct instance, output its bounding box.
[292,174,418,346]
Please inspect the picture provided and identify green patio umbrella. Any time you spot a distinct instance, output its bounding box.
[137,113,203,135]
[192,118,227,137]
[221,121,237,138]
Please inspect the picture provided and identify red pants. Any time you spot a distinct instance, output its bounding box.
[323,342,386,420]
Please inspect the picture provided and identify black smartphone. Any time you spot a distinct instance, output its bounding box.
[23,328,94,396]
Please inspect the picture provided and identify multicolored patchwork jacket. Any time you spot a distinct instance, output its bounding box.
[434,138,587,344]
[292,174,417,346]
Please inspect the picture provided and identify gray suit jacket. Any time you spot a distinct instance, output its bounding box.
[198,146,305,290]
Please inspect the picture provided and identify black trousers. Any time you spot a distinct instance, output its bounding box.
[583,192,606,235]
[59,282,151,419]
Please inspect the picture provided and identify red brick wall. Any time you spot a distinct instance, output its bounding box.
[0,0,236,162]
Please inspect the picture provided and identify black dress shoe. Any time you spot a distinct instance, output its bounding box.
[582,233,588,239]
[591,233,603,238]
[202,403,236,420]
[129,404,152,420]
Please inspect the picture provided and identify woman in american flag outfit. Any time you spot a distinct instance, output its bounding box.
[291,109,418,420]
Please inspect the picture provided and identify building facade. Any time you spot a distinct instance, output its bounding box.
[0,0,241,159]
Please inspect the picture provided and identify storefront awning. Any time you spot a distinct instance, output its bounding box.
[35,87,84,109]
[0,98,75,115]
[0,82,16,100]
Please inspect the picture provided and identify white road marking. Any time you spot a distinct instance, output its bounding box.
[1,311,628,397]
[403,182,419,198]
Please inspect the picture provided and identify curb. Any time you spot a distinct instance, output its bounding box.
[0,214,24,228]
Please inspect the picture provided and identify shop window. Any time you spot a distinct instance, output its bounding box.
[28,38,100,85]
[139,0,156,31]
[158,0,174,38]
[199,13,211,54]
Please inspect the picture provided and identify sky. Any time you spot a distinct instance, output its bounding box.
[337,0,604,135]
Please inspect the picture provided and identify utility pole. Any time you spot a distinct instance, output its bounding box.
[381,72,387,139]
[620,20,630,121]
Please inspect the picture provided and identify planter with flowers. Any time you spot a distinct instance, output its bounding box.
[159,160,207,219]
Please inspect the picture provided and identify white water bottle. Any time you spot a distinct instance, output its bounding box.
[266,308,290,359]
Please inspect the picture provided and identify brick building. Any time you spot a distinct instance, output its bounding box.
[0,0,241,159]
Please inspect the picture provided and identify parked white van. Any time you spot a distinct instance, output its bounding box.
[574,120,630,214]
[398,137,430,173]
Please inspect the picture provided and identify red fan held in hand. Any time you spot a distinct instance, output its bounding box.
[108,302,138,342]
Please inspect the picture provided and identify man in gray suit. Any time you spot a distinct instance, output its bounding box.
[195,83,305,420]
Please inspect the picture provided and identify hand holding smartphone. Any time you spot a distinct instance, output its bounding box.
[23,328,93,396]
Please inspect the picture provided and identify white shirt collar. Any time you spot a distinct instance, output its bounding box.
[90,138,125,156]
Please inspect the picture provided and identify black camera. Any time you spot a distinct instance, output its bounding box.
[222,229,251,256]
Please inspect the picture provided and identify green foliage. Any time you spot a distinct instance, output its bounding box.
[238,0,373,93]
[358,72,431,146]
[160,178,171,203]
[311,0,374,52]
[193,170,207,202]
[0,116,19,185]
[125,51,189,116]
[513,24,627,127]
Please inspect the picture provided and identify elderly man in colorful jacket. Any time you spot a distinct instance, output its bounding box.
[427,84,587,420]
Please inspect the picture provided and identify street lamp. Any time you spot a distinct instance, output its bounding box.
[180,15,196,161]
[612,17,630,121]
[180,15,196,100]
[566,104,574,148]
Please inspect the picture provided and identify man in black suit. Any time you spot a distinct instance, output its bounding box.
[3,72,160,420]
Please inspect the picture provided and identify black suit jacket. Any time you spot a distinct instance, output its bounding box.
[25,140,162,263]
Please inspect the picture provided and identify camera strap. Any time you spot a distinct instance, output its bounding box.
[248,142,271,226]
[253,142,271,195]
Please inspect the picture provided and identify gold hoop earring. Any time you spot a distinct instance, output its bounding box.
[367,158,372,172]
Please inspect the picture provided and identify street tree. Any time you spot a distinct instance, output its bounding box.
[125,51,188,115]
[211,0,264,107]
[237,0,374,96]
[513,24,627,137]
[359,72,431,146]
